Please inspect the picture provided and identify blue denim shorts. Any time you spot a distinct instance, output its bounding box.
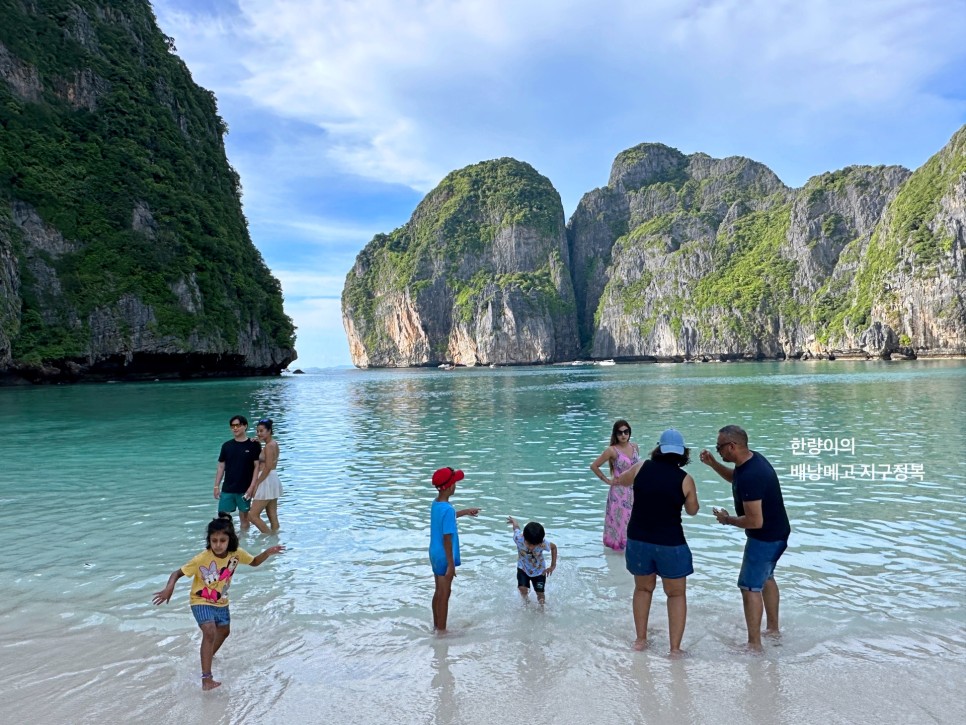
[191,604,231,627]
[738,538,788,591]
[625,539,693,579]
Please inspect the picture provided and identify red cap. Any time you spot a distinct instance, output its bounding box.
[432,467,464,489]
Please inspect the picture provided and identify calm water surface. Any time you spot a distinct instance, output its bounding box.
[2,361,965,724]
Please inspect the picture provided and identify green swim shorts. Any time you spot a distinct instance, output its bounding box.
[217,492,251,513]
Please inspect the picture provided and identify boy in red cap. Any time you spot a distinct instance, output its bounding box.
[428,466,480,632]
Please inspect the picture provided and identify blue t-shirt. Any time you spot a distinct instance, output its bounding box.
[733,451,791,542]
[429,500,460,570]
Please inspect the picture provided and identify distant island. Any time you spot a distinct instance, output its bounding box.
[342,127,965,367]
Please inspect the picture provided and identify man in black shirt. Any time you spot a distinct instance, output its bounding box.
[214,415,262,530]
[700,425,791,651]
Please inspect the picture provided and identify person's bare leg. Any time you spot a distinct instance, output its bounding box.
[662,576,687,655]
[762,577,780,635]
[633,574,656,650]
[248,500,271,534]
[199,623,222,690]
[432,577,441,629]
[434,573,453,632]
[267,499,280,532]
[212,624,230,656]
[741,588,764,651]
[518,586,530,602]
[239,510,250,530]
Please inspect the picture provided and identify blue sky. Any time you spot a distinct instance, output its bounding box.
[150,0,966,368]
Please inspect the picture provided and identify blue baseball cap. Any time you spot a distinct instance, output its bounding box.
[658,428,686,455]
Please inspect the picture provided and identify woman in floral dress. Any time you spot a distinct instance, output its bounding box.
[589,419,640,551]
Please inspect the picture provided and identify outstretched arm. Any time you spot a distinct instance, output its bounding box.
[546,542,558,576]
[613,460,644,487]
[457,508,481,518]
[699,449,734,482]
[152,568,185,605]
[506,515,519,530]
[251,545,286,566]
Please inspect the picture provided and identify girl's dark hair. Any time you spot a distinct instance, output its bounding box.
[523,521,546,545]
[649,446,691,467]
[206,512,239,552]
[257,418,274,433]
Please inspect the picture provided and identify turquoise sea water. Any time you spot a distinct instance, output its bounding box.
[2,360,965,724]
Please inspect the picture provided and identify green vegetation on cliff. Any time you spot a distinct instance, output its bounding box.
[0,0,294,367]
[452,259,569,324]
[693,207,797,319]
[428,158,562,253]
[598,150,795,349]
[889,128,965,266]
[342,157,568,359]
[829,128,966,340]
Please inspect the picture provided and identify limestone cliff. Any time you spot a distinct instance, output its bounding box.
[570,131,964,360]
[0,0,295,383]
[342,158,579,366]
[841,126,966,356]
[343,128,964,366]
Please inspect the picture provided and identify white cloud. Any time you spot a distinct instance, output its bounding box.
[158,0,966,194]
[216,0,965,190]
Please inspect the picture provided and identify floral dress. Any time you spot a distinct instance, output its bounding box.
[603,444,640,551]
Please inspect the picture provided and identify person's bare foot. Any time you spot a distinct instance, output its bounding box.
[764,628,781,640]
[668,648,688,659]
[202,676,222,691]
[632,638,649,651]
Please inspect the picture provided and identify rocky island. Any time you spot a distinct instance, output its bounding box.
[343,127,965,367]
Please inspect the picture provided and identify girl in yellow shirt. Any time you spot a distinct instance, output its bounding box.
[152,513,284,690]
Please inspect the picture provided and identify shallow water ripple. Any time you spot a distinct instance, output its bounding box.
[2,361,965,722]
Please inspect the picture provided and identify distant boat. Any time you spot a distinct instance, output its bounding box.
[597,359,616,366]
[489,363,498,368]
[438,363,455,370]
[571,360,592,366]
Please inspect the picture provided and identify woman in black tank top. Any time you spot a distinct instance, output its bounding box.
[613,428,700,655]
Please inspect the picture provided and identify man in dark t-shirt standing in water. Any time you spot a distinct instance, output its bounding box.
[700,425,791,652]
[214,415,262,530]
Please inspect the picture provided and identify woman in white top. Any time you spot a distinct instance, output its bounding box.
[245,418,282,534]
